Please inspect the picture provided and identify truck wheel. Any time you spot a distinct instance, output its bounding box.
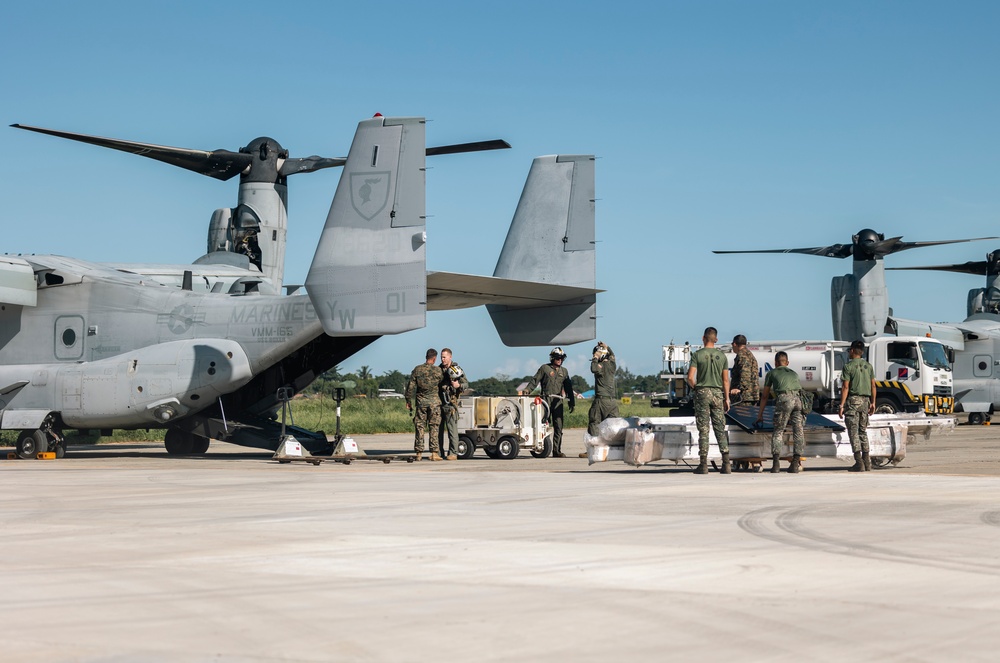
[495,435,520,460]
[969,412,986,426]
[484,446,499,459]
[874,397,899,415]
[16,429,50,459]
[456,435,476,460]
[530,435,553,459]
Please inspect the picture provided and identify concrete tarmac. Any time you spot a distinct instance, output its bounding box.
[3,425,1000,662]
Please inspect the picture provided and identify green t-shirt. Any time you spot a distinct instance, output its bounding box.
[691,347,728,389]
[763,365,802,394]
[841,358,875,397]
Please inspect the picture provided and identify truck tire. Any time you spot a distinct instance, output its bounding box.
[457,434,476,460]
[530,435,553,459]
[495,435,520,460]
[969,412,986,426]
[874,397,899,415]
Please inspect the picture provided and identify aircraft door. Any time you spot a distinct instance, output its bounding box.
[54,315,85,360]
[972,355,992,378]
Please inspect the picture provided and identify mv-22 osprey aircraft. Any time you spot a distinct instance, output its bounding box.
[888,250,1000,423]
[12,120,511,294]
[1,116,599,458]
[715,229,997,419]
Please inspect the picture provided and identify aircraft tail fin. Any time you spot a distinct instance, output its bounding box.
[306,116,426,336]
[488,155,596,346]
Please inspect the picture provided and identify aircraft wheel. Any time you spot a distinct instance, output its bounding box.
[190,436,210,455]
[968,412,986,426]
[456,434,476,460]
[530,435,553,459]
[16,429,50,459]
[495,435,520,460]
[164,429,195,455]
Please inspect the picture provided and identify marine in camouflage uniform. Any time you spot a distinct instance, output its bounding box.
[405,348,442,459]
[588,342,619,436]
[839,342,876,472]
[757,355,805,473]
[729,335,760,406]
[523,347,575,457]
[437,348,469,460]
[686,327,731,474]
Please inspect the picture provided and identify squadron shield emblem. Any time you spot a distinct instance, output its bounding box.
[350,171,391,221]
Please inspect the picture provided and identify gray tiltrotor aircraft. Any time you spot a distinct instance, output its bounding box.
[715,228,996,342]
[2,116,598,458]
[12,121,510,294]
[887,250,1000,422]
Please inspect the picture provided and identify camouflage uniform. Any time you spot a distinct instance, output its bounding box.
[764,366,805,455]
[588,350,619,436]
[438,362,469,456]
[842,357,875,453]
[690,347,729,454]
[731,346,760,406]
[525,363,575,455]
[405,363,441,455]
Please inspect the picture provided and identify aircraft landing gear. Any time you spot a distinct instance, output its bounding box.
[968,412,991,426]
[16,429,50,459]
[164,429,211,455]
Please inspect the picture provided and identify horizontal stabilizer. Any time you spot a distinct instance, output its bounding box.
[488,154,597,346]
[427,271,601,310]
[305,117,427,336]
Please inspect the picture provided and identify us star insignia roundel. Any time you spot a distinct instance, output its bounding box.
[350,171,391,221]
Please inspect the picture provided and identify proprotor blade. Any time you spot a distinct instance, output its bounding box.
[11,124,253,181]
[425,139,511,157]
[874,236,1000,256]
[887,261,990,275]
[713,244,854,259]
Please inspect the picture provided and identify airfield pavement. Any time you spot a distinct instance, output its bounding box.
[3,424,1000,662]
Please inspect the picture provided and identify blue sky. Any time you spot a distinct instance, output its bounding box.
[3,1,999,381]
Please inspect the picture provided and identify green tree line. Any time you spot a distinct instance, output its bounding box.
[305,365,664,399]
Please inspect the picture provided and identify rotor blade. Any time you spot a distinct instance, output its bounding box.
[425,139,511,157]
[278,155,347,176]
[713,244,854,259]
[12,123,252,181]
[887,261,990,275]
[876,236,1000,256]
[278,139,510,177]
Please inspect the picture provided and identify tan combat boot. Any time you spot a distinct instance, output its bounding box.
[849,451,864,472]
[430,452,443,461]
[770,453,781,473]
[721,451,732,475]
[445,454,458,461]
[788,454,802,473]
[862,450,872,471]
[694,454,709,474]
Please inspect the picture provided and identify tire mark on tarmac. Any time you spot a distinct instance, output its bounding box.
[739,506,1000,577]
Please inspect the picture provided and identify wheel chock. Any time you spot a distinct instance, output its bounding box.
[36,451,56,460]
[6,452,16,460]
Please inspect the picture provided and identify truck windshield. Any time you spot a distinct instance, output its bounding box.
[919,342,951,370]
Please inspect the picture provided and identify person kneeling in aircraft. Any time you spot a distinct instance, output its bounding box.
[756,351,806,474]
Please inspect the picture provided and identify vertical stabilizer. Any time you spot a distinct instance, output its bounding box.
[488,155,597,346]
[306,117,427,336]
